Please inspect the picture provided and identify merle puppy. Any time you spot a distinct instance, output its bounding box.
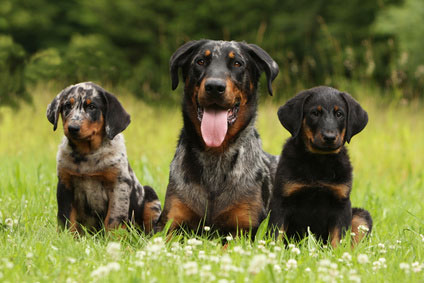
[47,82,161,234]
[269,86,372,247]
[156,40,279,236]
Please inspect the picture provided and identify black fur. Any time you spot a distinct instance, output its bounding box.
[269,86,372,246]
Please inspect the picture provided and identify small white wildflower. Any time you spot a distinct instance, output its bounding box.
[372,261,381,271]
[203,226,211,232]
[5,218,14,227]
[233,246,244,254]
[399,262,410,273]
[258,240,266,245]
[342,252,352,262]
[51,245,58,251]
[4,260,13,269]
[358,225,369,233]
[107,262,120,271]
[420,235,424,243]
[183,261,198,275]
[357,254,369,264]
[85,247,91,256]
[248,254,267,274]
[221,254,232,265]
[106,242,121,259]
[67,257,76,264]
[273,264,282,273]
[274,246,282,252]
[187,238,202,246]
[305,267,311,272]
[286,259,298,270]
[268,252,276,260]
[225,235,233,241]
[290,247,300,255]
[153,237,163,244]
[26,252,34,259]
[136,250,146,259]
[378,243,385,249]
[351,232,356,236]
[288,244,295,249]
[411,262,422,273]
[270,241,276,246]
[135,261,144,267]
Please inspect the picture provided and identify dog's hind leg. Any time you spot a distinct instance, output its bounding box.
[351,207,373,244]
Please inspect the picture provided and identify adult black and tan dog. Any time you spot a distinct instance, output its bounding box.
[47,82,161,234]
[269,86,372,247]
[156,40,279,236]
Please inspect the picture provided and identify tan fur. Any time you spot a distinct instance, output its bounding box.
[282,182,350,199]
[329,226,341,248]
[351,215,370,244]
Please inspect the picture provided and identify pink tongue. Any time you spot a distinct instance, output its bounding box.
[201,108,228,147]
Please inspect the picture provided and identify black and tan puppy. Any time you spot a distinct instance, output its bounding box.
[269,86,372,247]
[47,82,161,234]
[156,40,279,236]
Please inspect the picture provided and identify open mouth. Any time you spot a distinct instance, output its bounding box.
[196,101,240,148]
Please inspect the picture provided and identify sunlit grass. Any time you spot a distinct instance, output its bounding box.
[0,84,423,282]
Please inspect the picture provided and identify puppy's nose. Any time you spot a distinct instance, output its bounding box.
[205,79,226,96]
[322,132,337,143]
[68,124,80,135]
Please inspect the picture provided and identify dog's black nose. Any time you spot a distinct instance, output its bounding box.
[68,124,80,135]
[205,79,226,96]
[323,132,337,143]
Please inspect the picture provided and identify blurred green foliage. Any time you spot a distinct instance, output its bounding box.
[2,0,423,106]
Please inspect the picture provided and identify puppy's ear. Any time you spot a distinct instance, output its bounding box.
[170,40,208,90]
[277,91,311,137]
[340,92,368,143]
[46,87,70,131]
[241,43,279,95]
[99,90,131,140]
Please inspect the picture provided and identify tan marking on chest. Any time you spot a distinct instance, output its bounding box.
[282,182,350,199]
[58,167,119,189]
[214,199,263,231]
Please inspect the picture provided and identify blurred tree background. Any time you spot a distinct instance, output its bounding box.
[1,0,423,106]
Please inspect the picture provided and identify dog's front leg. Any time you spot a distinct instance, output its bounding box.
[104,183,130,231]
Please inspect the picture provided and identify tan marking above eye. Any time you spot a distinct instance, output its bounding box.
[86,99,92,105]
[317,105,322,111]
[205,49,211,56]
[70,98,75,104]
[334,105,339,111]
[229,51,235,59]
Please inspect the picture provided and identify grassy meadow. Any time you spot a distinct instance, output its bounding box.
[0,84,423,282]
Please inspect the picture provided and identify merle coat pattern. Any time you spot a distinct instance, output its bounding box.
[156,40,279,236]
[47,82,161,233]
[269,86,373,247]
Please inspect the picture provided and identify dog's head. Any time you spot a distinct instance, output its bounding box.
[47,82,130,152]
[170,40,279,149]
[277,86,368,154]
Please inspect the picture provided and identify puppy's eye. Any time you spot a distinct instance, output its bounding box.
[63,102,72,110]
[197,59,205,66]
[311,110,320,117]
[335,110,344,118]
[87,104,96,110]
[234,61,242,67]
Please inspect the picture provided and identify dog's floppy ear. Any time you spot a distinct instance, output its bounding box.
[99,89,131,140]
[241,43,279,95]
[277,90,312,137]
[46,86,71,131]
[340,92,368,143]
[170,40,208,90]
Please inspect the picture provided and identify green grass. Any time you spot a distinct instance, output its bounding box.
[0,84,423,282]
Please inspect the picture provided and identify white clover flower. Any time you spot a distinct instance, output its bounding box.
[91,262,120,278]
[258,240,266,245]
[26,252,34,259]
[233,246,244,254]
[286,259,298,270]
[358,225,369,233]
[51,245,58,251]
[221,254,232,265]
[153,237,163,244]
[288,244,295,249]
[411,262,422,273]
[420,235,424,243]
[342,252,352,262]
[378,243,385,249]
[183,261,198,275]
[274,246,282,252]
[305,267,311,272]
[399,262,410,273]
[187,238,202,246]
[357,254,369,264]
[270,241,276,246]
[135,261,144,267]
[106,242,121,259]
[319,259,332,267]
[248,254,267,274]
[67,257,76,264]
[290,247,300,255]
[273,264,282,273]
[225,235,233,241]
[136,250,146,259]
[4,260,13,269]
[372,261,381,271]
[268,252,276,260]
[203,226,211,232]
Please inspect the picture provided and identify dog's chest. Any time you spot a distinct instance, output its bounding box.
[73,177,109,215]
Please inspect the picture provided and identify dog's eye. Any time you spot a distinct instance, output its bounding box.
[311,110,320,117]
[197,59,205,66]
[234,61,242,67]
[63,103,72,110]
[335,110,344,118]
[87,104,96,110]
